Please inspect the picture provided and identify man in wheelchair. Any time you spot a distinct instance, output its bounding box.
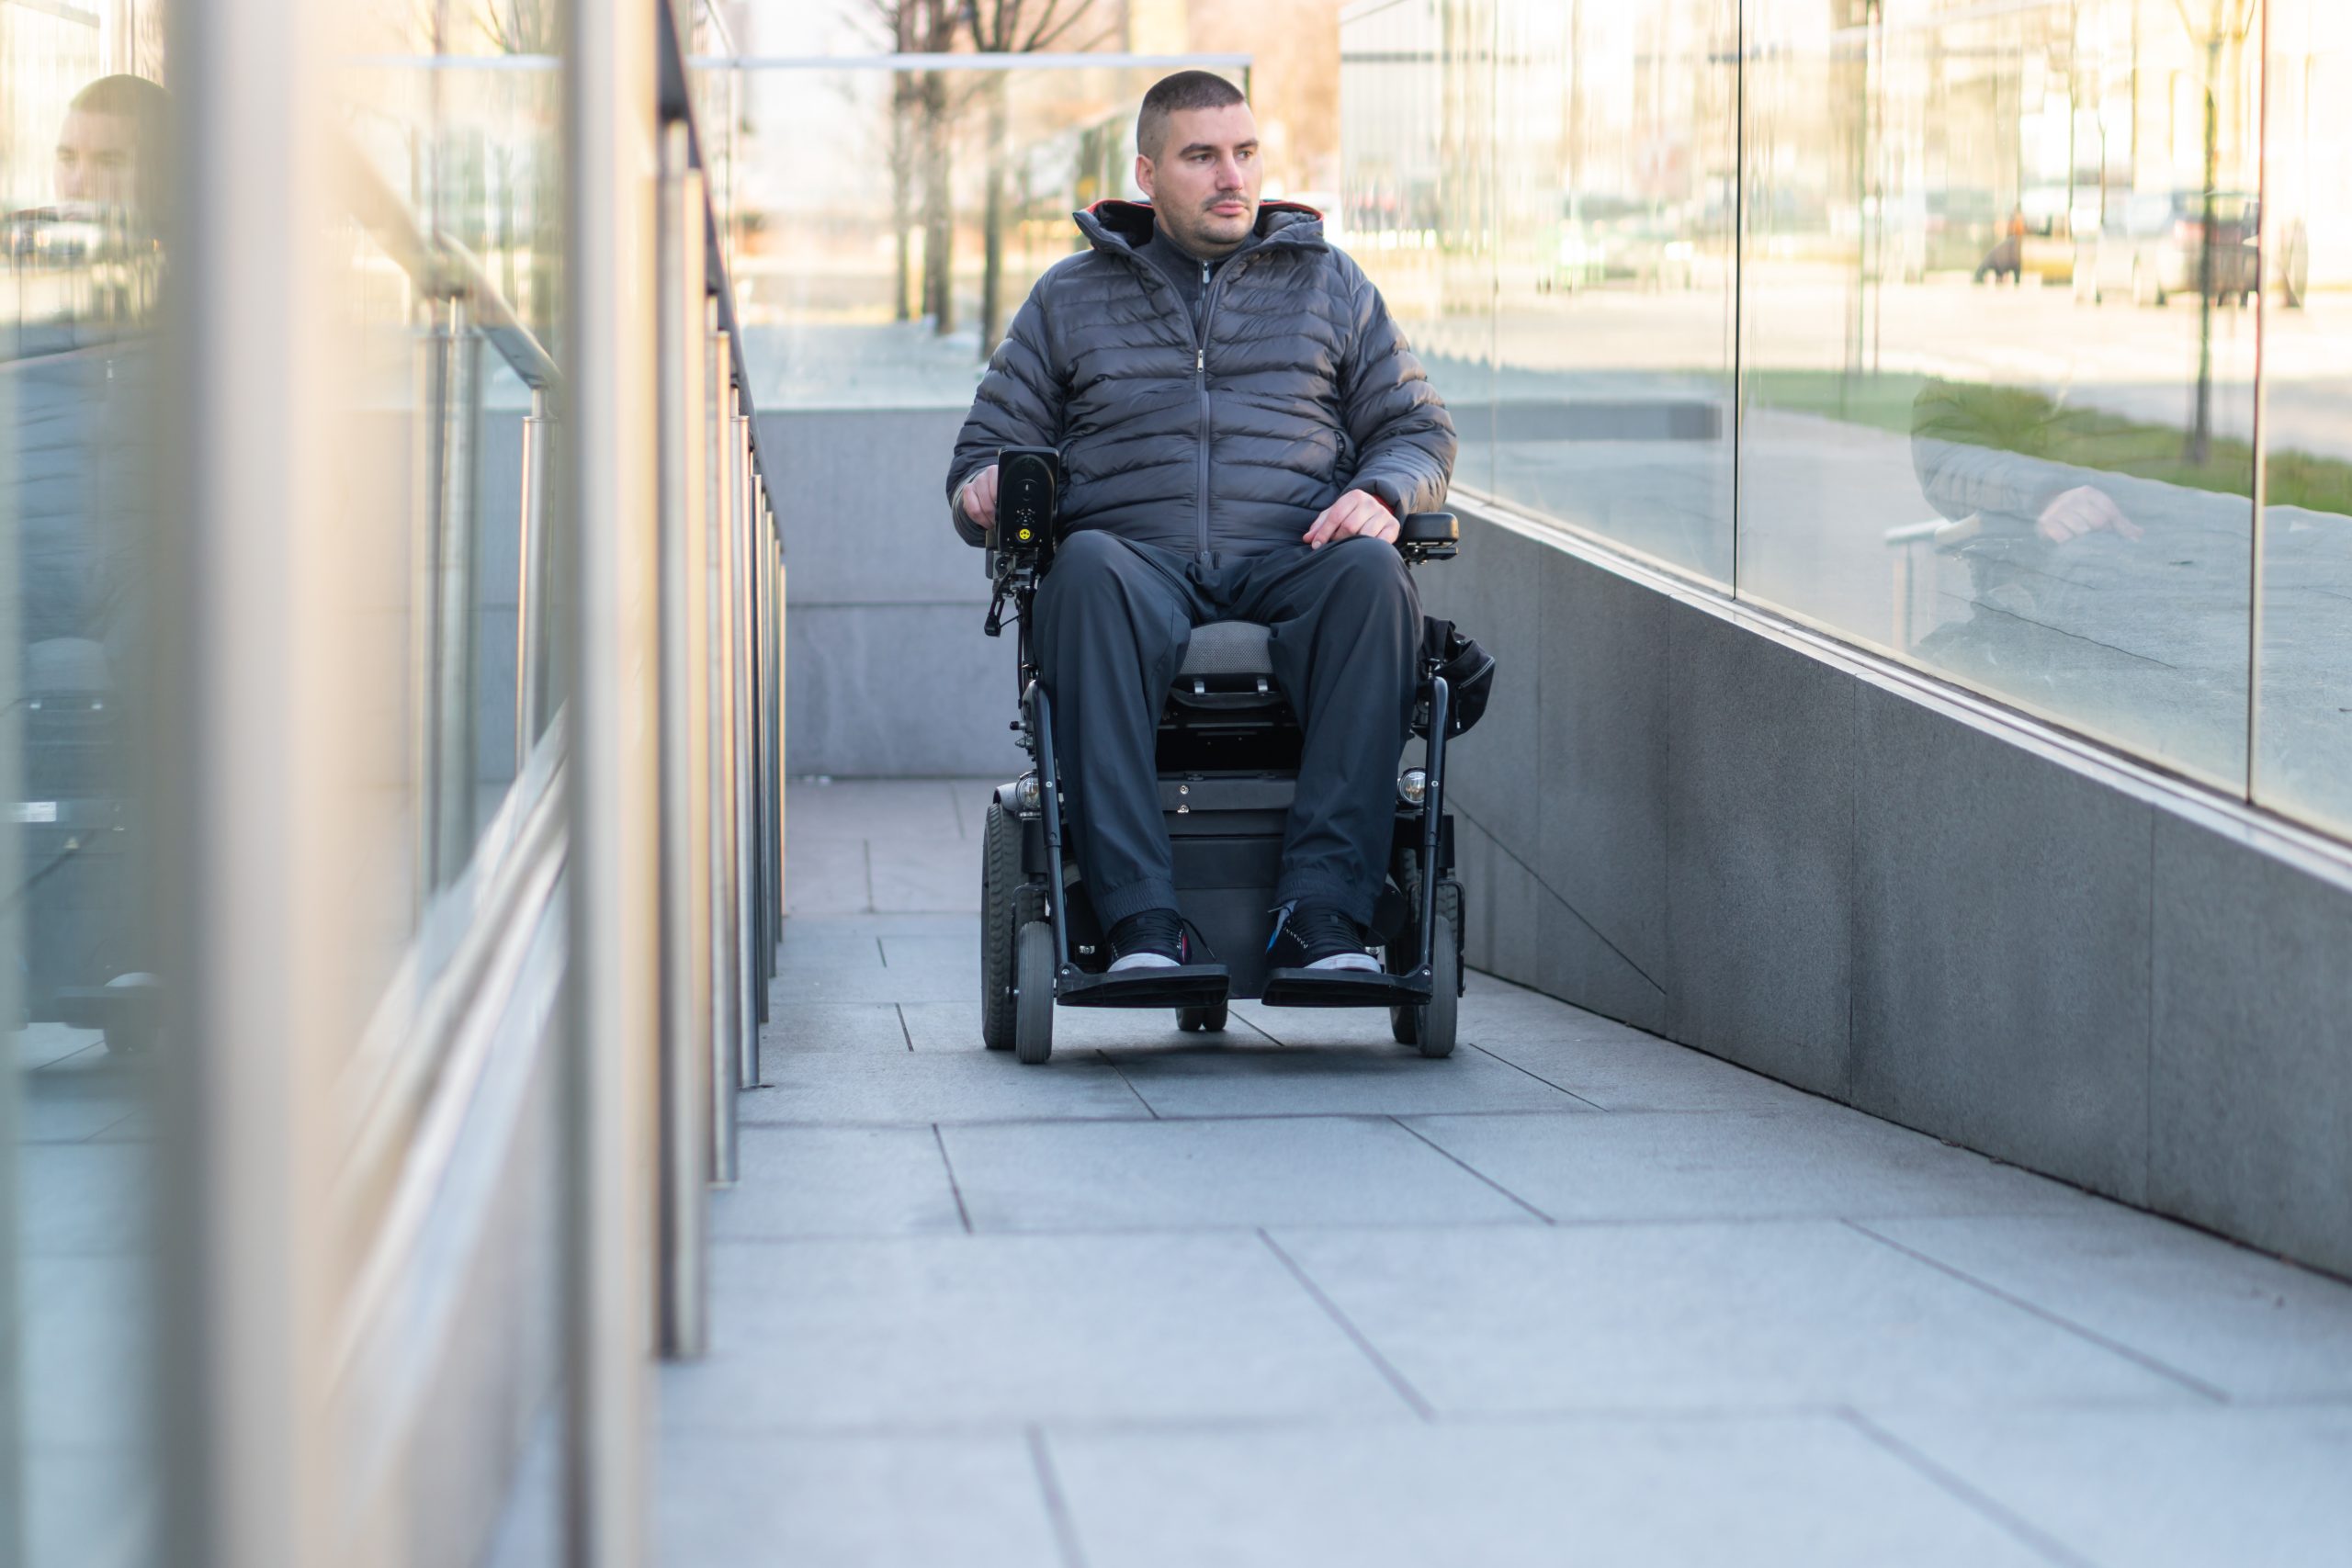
[946,71,1473,1060]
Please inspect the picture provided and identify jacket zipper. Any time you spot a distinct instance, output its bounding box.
[1195,260,1215,557]
[1095,223,1301,557]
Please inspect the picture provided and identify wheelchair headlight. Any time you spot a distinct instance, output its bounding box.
[1397,768,1428,806]
[1018,775,1042,812]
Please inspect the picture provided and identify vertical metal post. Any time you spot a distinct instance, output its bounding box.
[561,0,661,1555]
[747,502,770,1024]
[430,299,484,885]
[714,402,748,1090]
[516,385,552,765]
[774,538,787,929]
[762,520,783,975]
[729,411,758,1089]
[705,323,738,1186]
[735,473,762,1065]
[653,122,710,1360]
[160,0,345,1561]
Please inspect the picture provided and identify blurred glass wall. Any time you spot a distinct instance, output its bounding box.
[2,7,172,1562]
[1343,0,2352,836]
[687,57,1250,409]
[2,1,580,1563]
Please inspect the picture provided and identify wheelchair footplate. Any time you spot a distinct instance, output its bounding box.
[1056,964,1231,1010]
[1260,967,1433,1010]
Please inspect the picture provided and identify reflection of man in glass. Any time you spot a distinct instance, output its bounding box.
[6,73,172,1048]
[1905,378,2266,770]
[53,73,171,232]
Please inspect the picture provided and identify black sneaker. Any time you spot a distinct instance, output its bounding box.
[1266,901,1381,973]
[1107,908,1192,971]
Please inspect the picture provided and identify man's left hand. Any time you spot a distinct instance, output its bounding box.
[1305,488,1399,549]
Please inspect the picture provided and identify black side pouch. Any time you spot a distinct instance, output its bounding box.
[1413,616,1498,739]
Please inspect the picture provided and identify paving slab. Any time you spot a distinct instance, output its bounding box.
[774,930,889,972]
[939,1115,1542,1233]
[772,962,973,1007]
[783,836,873,915]
[663,1232,1412,1432]
[658,1431,1060,1568]
[713,1127,967,1241]
[760,1001,912,1055]
[21,1254,153,1450]
[1859,1209,2352,1402]
[1108,1038,1595,1120]
[866,836,983,914]
[741,1047,1151,1126]
[785,778,974,842]
[24,1448,157,1568]
[1403,1106,2097,1224]
[896,999,1203,1055]
[1269,1220,2199,1416]
[1863,1404,2352,1568]
[669,783,2352,1563]
[876,933,978,974]
[17,1141,149,1257]
[1049,1415,2053,1568]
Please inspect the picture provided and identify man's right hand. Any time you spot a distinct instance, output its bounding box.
[957,464,1000,532]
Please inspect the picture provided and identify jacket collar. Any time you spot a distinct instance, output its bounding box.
[1073,198,1327,262]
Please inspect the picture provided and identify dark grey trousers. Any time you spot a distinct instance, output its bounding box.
[1032,529,1420,929]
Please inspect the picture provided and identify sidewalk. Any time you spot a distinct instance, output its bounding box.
[654,777,2352,1567]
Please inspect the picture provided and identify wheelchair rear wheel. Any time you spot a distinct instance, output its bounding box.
[980,803,1020,1049]
[1175,1001,1227,1033]
[1014,919,1056,1065]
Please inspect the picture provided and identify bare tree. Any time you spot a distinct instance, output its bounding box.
[861,0,961,332]
[965,0,1117,354]
[2173,0,2259,467]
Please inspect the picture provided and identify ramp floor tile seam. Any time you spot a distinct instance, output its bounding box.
[1842,1219,2232,1404]
[657,1392,2240,1445]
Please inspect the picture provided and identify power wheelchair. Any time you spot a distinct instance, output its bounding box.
[977,446,1491,1066]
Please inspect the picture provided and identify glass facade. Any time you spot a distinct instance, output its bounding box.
[3,2,781,1563]
[690,59,1251,409]
[1343,0,2352,834]
[3,6,172,1561]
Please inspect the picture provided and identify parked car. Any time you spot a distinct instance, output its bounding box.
[2073,190,2260,307]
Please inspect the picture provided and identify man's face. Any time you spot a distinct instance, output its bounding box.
[1136,102,1261,256]
[56,108,141,213]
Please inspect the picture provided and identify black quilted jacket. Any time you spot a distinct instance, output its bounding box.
[945,199,1456,555]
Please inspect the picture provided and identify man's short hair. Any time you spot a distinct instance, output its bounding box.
[1136,70,1247,161]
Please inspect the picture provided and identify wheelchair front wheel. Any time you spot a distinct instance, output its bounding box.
[1014,919,1056,1065]
[1175,1001,1227,1033]
[1392,882,1461,1057]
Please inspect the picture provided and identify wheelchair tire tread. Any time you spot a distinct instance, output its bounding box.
[980,802,1021,1050]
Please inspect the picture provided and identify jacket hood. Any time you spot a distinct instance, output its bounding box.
[1073,198,1326,257]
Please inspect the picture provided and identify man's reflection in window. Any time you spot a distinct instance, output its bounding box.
[7,73,169,1053]
[1905,377,2345,779]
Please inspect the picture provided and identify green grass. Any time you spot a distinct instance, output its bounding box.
[1747,367,2352,515]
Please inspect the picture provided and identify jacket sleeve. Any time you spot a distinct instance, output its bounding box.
[944,283,1067,547]
[1335,254,1456,516]
[1909,378,2108,531]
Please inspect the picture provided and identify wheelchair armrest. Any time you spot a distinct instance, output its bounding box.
[1397,510,1459,562]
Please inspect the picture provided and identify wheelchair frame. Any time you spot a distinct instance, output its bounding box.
[977,450,1467,1065]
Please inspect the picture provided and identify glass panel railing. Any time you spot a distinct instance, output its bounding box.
[2254,0,2352,834]
[691,57,1252,410]
[1340,0,1497,495]
[1,11,169,1562]
[1497,0,1737,584]
[1742,0,2257,789]
[1340,0,2352,822]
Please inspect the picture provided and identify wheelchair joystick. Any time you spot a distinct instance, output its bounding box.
[983,445,1062,637]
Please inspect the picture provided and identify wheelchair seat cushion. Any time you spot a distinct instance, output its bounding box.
[1178,621,1275,680]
